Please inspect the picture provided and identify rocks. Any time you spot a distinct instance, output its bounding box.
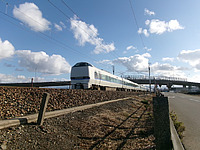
[0,97,155,149]
[0,87,140,120]
[1,141,7,150]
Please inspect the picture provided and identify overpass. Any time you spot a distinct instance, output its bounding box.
[1,76,200,90]
[124,75,200,89]
[0,81,71,88]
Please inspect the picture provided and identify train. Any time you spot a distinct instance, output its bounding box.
[70,62,147,91]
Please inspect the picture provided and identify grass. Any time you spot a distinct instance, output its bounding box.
[170,111,185,140]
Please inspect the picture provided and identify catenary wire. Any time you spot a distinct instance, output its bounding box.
[60,0,148,74]
[128,0,146,48]
[0,10,98,62]
[52,0,134,69]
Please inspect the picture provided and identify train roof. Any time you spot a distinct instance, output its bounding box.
[73,62,93,67]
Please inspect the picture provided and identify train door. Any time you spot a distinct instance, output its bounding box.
[98,71,101,85]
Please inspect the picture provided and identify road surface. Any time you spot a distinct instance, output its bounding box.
[164,92,200,150]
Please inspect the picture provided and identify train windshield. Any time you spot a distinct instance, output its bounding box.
[73,62,93,67]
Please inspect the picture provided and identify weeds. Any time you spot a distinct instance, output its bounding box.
[170,111,185,140]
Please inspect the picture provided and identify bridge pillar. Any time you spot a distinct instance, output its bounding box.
[167,84,172,90]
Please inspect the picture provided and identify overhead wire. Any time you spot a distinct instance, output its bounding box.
[60,0,133,71]
[59,0,148,76]
[1,0,145,75]
[128,0,146,48]
[0,2,98,62]
[60,0,147,75]
[48,0,99,39]
[61,0,99,37]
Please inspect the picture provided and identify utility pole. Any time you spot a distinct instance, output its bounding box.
[35,67,37,82]
[112,65,115,75]
[148,63,151,94]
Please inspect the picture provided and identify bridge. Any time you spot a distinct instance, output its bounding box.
[1,75,200,90]
[0,81,71,88]
[124,75,200,89]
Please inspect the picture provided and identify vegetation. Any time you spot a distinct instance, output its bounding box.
[170,111,185,140]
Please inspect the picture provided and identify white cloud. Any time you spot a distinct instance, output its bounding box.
[168,20,184,31]
[144,47,152,52]
[144,8,155,16]
[138,28,142,35]
[149,19,168,34]
[138,28,149,37]
[124,46,138,54]
[150,62,186,77]
[15,50,71,75]
[149,19,184,34]
[70,16,115,54]
[96,60,113,65]
[0,73,26,83]
[162,57,174,62]
[139,19,184,36]
[126,45,136,50]
[94,43,115,54]
[0,73,47,83]
[151,62,175,72]
[145,20,150,25]
[54,23,62,31]
[13,2,51,32]
[113,53,151,72]
[98,52,188,78]
[0,38,15,60]
[188,75,200,83]
[178,49,200,70]
[143,29,149,37]
[60,21,66,29]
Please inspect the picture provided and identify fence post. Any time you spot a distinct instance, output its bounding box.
[37,93,50,125]
[153,94,171,150]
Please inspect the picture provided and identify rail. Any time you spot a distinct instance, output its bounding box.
[124,75,187,82]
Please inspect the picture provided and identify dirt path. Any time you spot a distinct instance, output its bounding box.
[0,96,155,150]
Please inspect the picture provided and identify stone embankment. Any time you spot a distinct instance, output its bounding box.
[0,87,143,120]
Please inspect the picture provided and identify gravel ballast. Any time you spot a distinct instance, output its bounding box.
[0,95,155,149]
[0,87,144,120]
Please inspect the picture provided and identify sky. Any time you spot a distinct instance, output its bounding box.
[0,0,200,83]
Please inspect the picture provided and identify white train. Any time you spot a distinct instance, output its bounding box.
[70,62,147,91]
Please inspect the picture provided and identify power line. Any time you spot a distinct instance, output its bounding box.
[5,1,48,30]
[48,0,98,39]
[0,0,117,71]
[0,10,97,62]
[59,0,143,73]
[48,1,119,63]
[128,0,146,48]
[61,0,79,19]
[60,0,149,74]
[61,0,99,37]
[51,1,124,59]
[1,0,145,74]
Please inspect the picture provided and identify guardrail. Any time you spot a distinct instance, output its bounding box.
[124,75,187,82]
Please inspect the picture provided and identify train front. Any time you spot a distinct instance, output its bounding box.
[70,62,93,89]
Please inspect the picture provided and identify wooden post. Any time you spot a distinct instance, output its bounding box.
[37,93,50,125]
[153,95,172,150]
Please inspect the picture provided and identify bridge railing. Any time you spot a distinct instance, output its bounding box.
[124,75,187,82]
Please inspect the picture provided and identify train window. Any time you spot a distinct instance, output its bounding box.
[73,62,93,67]
[71,76,90,79]
[94,72,98,79]
[102,74,106,80]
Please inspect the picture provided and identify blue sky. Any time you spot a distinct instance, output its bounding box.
[0,0,200,83]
